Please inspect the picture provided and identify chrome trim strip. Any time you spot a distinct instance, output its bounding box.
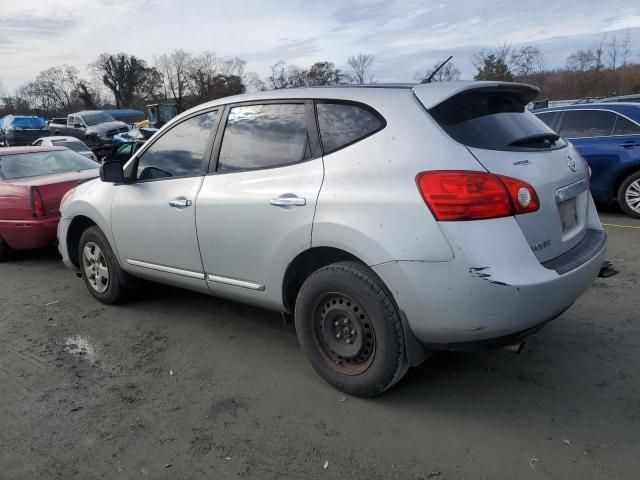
[206,274,265,291]
[126,259,205,279]
[555,178,589,203]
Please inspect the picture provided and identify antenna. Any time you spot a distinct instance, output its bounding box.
[421,56,453,84]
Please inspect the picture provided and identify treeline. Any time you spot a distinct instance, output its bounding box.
[1,32,638,118]
[471,33,640,100]
[0,51,375,119]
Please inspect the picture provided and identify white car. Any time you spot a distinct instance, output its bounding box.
[33,136,97,161]
[57,82,606,396]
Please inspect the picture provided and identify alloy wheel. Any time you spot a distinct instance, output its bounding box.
[625,180,640,214]
[82,242,110,293]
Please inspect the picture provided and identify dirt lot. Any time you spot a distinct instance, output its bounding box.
[0,209,639,479]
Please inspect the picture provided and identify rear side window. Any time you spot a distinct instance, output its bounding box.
[614,115,640,135]
[135,110,217,181]
[217,104,310,173]
[558,110,616,138]
[535,111,560,130]
[316,102,384,154]
[430,90,566,151]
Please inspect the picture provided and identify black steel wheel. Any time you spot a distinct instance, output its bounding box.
[295,261,407,397]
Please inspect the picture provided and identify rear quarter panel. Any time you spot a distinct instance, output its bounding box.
[312,90,483,264]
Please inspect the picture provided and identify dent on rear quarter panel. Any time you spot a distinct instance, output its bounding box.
[312,90,483,264]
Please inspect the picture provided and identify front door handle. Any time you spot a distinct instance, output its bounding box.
[169,198,192,208]
[270,194,306,207]
[620,141,639,149]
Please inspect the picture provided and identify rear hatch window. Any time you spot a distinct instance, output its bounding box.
[429,89,566,151]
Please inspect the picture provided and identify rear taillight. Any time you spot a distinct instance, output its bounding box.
[30,187,45,218]
[416,171,539,221]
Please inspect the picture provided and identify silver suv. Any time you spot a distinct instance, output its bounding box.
[58,82,606,396]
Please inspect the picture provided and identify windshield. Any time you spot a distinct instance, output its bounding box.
[81,112,115,126]
[0,150,97,179]
[8,117,47,129]
[52,140,88,152]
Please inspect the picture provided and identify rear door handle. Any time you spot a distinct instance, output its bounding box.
[620,141,640,149]
[169,198,192,208]
[270,194,306,207]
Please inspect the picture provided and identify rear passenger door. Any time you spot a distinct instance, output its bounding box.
[558,109,640,200]
[195,101,323,310]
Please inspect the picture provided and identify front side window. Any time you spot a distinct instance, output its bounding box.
[135,110,217,181]
[217,104,310,173]
[559,110,616,138]
[317,102,383,154]
[614,115,640,135]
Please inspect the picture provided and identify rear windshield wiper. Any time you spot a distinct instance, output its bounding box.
[509,133,560,147]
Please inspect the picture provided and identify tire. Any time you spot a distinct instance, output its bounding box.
[0,236,10,262]
[78,226,126,304]
[618,171,640,219]
[294,261,407,397]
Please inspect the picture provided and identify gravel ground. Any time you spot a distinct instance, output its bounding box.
[0,209,639,479]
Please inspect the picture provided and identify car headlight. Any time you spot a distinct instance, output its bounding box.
[60,187,76,212]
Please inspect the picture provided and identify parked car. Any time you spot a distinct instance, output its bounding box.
[534,103,640,218]
[33,136,98,161]
[100,141,146,164]
[113,127,158,145]
[0,147,99,260]
[0,115,49,146]
[48,111,129,147]
[58,82,606,396]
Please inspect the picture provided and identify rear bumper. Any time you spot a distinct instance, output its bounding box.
[372,206,606,348]
[0,216,59,250]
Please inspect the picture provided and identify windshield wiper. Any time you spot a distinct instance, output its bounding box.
[509,133,560,147]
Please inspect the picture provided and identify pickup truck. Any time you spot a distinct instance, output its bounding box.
[48,111,129,147]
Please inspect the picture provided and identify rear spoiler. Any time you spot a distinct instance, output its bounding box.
[412,81,539,110]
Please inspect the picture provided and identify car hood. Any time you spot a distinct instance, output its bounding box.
[87,121,129,134]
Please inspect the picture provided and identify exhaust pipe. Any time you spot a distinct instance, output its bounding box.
[501,342,524,353]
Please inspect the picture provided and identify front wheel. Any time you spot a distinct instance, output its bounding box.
[295,261,407,397]
[618,171,640,219]
[78,226,126,304]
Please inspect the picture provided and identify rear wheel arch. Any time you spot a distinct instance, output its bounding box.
[282,247,365,312]
[614,164,640,199]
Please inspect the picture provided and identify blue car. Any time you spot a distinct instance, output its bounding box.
[535,103,640,218]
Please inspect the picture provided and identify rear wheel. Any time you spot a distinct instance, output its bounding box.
[295,261,407,397]
[618,171,640,219]
[78,226,126,304]
[0,236,10,262]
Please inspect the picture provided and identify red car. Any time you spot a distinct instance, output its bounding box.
[0,146,98,260]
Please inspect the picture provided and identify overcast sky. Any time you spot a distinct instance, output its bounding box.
[1,0,640,91]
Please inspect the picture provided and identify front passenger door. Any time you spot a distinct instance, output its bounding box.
[111,109,219,292]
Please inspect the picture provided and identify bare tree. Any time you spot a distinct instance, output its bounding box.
[156,50,192,111]
[418,60,461,82]
[92,53,160,108]
[347,53,375,84]
[29,65,79,113]
[511,46,546,77]
[607,35,619,71]
[566,49,598,72]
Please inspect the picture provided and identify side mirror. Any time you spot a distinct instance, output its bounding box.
[100,161,126,183]
[74,123,84,129]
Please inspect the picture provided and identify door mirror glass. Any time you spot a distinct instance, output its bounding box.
[100,161,125,183]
